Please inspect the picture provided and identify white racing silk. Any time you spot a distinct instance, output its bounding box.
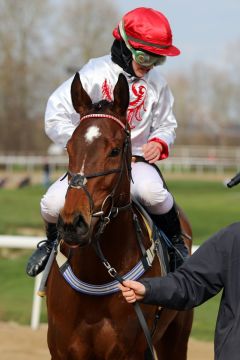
[45,55,177,159]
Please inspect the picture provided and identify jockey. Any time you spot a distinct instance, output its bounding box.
[26,7,188,277]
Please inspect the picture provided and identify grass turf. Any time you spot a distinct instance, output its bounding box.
[0,178,239,341]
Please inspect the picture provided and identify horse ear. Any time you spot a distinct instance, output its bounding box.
[71,72,92,115]
[112,74,129,118]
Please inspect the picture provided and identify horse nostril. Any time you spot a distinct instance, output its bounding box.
[57,214,90,244]
[74,214,89,236]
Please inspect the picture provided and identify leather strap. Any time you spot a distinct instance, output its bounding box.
[133,302,158,360]
[93,241,158,360]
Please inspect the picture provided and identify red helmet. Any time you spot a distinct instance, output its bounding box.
[113,7,180,57]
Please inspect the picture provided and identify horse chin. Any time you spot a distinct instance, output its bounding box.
[64,217,99,248]
[61,231,91,248]
[62,234,91,248]
[58,215,100,248]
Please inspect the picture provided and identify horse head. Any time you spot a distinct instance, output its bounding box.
[58,73,131,247]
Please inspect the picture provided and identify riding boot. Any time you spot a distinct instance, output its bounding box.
[26,222,58,277]
[151,205,189,271]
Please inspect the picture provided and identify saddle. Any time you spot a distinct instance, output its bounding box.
[132,155,175,270]
[132,196,170,274]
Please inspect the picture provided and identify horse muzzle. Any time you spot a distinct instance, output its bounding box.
[57,213,91,247]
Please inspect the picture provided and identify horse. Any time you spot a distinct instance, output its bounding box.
[46,73,193,360]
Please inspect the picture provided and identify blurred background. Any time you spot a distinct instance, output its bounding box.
[0,0,240,359]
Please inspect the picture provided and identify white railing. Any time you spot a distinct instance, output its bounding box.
[0,235,199,330]
[0,235,43,330]
[0,146,240,173]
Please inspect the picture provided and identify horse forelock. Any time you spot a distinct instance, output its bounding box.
[92,99,113,113]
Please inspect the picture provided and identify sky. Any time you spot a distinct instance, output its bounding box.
[113,0,240,72]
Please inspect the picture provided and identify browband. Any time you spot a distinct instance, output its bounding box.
[80,114,126,129]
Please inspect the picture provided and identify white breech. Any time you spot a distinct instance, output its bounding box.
[131,162,173,214]
[40,161,173,223]
[40,175,68,223]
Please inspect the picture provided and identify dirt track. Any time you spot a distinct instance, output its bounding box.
[0,322,214,359]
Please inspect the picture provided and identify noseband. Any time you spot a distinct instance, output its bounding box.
[64,113,132,231]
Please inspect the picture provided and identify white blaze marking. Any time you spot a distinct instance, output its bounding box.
[80,155,86,175]
[85,126,101,144]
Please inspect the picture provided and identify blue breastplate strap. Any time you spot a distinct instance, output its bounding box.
[55,241,156,296]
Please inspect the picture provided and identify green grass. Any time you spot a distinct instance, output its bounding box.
[0,253,48,323]
[0,177,239,341]
[0,185,45,234]
[168,179,240,244]
[1,179,239,242]
[191,292,222,341]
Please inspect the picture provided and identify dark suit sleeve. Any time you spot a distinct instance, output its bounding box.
[139,224,238,310]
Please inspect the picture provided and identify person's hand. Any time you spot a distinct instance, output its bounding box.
[142,142,162,164]
[118,280,146,303]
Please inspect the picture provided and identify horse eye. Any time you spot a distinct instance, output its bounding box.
[109,147,121,157]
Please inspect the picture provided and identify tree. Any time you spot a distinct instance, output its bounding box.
[57,0,119,72]
[0,0,55,152]
[169,59,240,146]
[0,0,119,153]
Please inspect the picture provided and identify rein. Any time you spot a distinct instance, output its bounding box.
[92,214,158,360]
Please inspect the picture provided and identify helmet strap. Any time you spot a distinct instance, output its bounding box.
[111,40,136,77]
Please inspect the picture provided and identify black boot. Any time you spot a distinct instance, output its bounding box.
[26,222,58,277]
[151,206,189,271]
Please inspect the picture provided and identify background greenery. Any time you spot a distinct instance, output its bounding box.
[0,175,239,341]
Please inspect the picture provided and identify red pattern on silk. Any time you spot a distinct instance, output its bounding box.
[127,82,147,129]
[102,79,113,102]
[101,79,147,129]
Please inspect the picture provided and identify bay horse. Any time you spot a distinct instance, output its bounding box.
[46,73,193,360]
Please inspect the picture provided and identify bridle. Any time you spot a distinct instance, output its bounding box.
[64,113,132,236]
[60,112,159,360]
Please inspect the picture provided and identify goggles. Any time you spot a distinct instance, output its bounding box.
[119,20,166,67]
[130,47,166,67]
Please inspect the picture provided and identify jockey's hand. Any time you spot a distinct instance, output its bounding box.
[118,280,146,303]
[142,142,163,164]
